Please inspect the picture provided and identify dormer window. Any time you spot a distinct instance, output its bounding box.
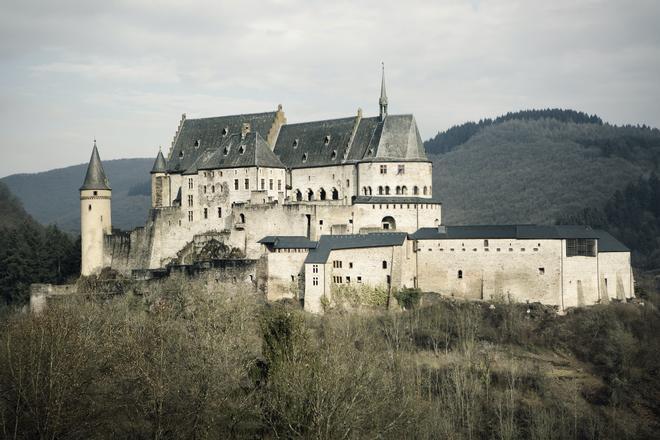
[222,127,229,136]
[293,139,299,148]
[194,139,201,148]
[367,148,373,157]
[178,151,184,159]
[324,135,331,146]
[302,153,308,163]
[223,146,230,155]
[330,150,337,160]
[239,145,245,155]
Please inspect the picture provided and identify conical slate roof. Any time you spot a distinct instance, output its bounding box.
[80,143,111,191]
[151,149,167,174]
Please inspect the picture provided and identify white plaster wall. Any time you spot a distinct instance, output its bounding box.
[80,189,112,275]
[304,262,328,314]
[290,164,356,203]
[354,202,441,233]
[416,238,563,305]
[357,161,433,197]
[598,251,634,301]
[265,248,308,301]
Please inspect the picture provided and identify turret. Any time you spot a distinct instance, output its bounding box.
[80,141,112,276]
[379,62,388,120]
[150,147,170,207]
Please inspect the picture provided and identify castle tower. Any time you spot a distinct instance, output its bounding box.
[379,62,388,120]
[80,141,112,276]
[150,147,169,207]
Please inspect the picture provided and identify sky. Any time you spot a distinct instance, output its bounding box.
[1,0,659,177]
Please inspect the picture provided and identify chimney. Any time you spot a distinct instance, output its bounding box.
[241,122,251,139]
[437,225,447,234]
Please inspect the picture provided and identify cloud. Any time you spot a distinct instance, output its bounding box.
[0,0,659,177]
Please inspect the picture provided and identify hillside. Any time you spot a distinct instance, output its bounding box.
[431,118,660,226]
[1,158,153,233]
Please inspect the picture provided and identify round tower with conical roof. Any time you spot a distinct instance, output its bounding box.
[150,147,170,208]
[80,141,112,276]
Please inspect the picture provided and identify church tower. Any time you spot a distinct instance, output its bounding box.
[379,62,388,120]
[80,141,112,276]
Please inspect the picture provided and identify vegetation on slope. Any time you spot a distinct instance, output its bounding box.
[1,158,153,233]
[0,181,79,304]
[0,275,658,439]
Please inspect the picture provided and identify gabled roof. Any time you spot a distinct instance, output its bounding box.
[305,233,407,264]
[167,111,278,173]
[258,236,317,249]
[151,150,167,174]
[273,114,429,169]
[591,229,630,252]
[80,144,111,191]
[194,132,285,171]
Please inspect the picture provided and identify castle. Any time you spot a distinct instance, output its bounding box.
[79,68,635,313]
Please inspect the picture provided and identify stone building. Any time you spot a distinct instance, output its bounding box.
[79,68,635,312]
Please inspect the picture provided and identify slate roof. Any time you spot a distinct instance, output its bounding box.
[167,111,278,173]
[305,233,408,264]
[258,236,317,249]
[353,196,441,205]
[410,225,601,240]
[192,132,285,171]
[151,150,167,174]
[273,114,428,168]
[591,230,630,252]
[80,144,111,191]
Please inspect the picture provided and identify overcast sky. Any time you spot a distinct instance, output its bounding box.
[1,0,659,177]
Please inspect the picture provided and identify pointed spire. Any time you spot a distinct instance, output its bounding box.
[151,147,167,174]
[80,141,111,191]
[379,62,388,120]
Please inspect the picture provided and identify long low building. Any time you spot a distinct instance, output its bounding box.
[261,225,634,313]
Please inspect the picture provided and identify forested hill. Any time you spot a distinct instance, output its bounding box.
[1,158,153,234]
[0,182,80,304]
[426,109,605,155]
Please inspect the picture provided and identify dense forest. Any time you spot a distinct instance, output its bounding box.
[0,182,79,304]
[0,276,658,439]
[558,174,660,269]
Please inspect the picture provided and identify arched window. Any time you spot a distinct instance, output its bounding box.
[423,186,428,195]
[319,188,327,200]
[396,186,401,195]
[378,186,384,195]
[381,216,396,230]
[458,270,463,279]
[402,186,408,195]
[382,260,388,269]
[413,186,419,195]
[385,186,390,195]
[331,188,339,200]
[295,189,302,201]
[239,213,246,224]
[362,186,368,195]
[307,189,314,201]
[368,187,372,195]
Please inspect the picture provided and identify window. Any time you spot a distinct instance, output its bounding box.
[382,261,388,269]
[218,207,222,218]
[88,204,92,211]
[385,186,390,195]
[538,267,545,275]
[484,240,489,247]
[458,270,463,279]
[203,208,208,219]
[312,277,319,286]
[319,220,324,225]
[260,179,265,190]
[386,275,391,285]
[331,150,337,160]
[234,179,239,190]
[223,146,230,155]
[312,264,319,274]
[566,239,596,257]
[269,179,273,190]
[293,139,299,148]
[333,260,343,268]
[324,135,331,145]
[302,153,308,162]
[346,179,350,187]
[278,180,282,191]
[378,186,384,195]
[188,195,193,207]
[244,178,249,190]
[211,185,215,193]
[380,165,387,174]
[93,191,98,196]
[397,164,405,174]
[203,185,207,194]
[239,213,245,224]
[346,276,351,283]
[188,178,193,189]
[349,262,353,269]
[357,276,362,283]
[333,276,343,284]
[188,211,193,222]
[222,127,229,135]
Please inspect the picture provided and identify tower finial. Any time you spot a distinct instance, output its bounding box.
[379,62,388,120]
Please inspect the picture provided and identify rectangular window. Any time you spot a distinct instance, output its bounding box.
[269,179,273,190]
[203,208,208,219]
[244,178,249,190]
[234,179,239,190]
[397,164,405,175]
[278,179,282,191]
[357,276,362,283]
[188,195,193,207]
[566,239,596,257]
[203,185,207,193]
[380,165,387,174]
[261,179,265,190]
[538,267,545,275]
[349,262,353,269]
[188,178,193,189]
[346,276,351,283]
[188,211,193,222]
[333,260,342,268]
[484,239,489,247]
[218,207,222,218]
[312,277,319,286]
[312,264,319,274]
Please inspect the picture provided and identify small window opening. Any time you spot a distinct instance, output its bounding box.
[302,153,308,162]
[538,267,545,275]
[324,135,331,145]
[222,127,229,135]
[382,261,388,269]
[458,270,463,279]
[88,204,92,211]
[293,139,299,148]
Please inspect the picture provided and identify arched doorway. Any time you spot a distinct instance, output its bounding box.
[381,216,396,230]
